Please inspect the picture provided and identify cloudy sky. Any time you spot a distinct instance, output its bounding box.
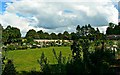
[0,0,119,36]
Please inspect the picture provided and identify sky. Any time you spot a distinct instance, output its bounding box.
[0,0,120,37]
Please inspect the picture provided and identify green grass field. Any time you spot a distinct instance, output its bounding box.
[5,47,72,72]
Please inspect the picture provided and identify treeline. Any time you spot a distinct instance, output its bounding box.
[106,22,120,35]
[25,29,71,40]
[0,22,120,45]
[25,24,101,42]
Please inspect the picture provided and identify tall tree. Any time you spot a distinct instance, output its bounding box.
[25,29,39,39]
[71,32,77,40]
[25,29,39,43]
[63,31,70,40]
[37,30,44,39]
[44,32,50,39]
[106,27,113,35]
[114,25,120,35]
[106,22,120,35]
[109,22,115,28]
[58,33,63,39]
[76,25,81,32]
[96,28,100,34]
[88,24,92,28]
[2,26,21,44]
[50,33,57,39]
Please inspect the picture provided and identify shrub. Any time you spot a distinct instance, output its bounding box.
[7,45,16,50]
[117,40,120,48]
[16,46,22,50]
[16,45,27,50]
[2,59,16,75]
[22,45,27,49]
[38,52,51,74]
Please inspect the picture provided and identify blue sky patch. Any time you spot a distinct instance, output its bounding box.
[0,2,7,14]
[64,9,73,13]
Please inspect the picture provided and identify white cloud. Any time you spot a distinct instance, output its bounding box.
[95,26,109,34]
[0,0,119,36]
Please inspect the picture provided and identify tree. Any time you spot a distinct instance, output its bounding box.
[58,33,63,39]
[37,30,44,39]
[2,60,16,75]
[88,24,92,28]
[76,25,81,32]
[71,32,77,40]
[71,40,81,60]
[44,32,50,39]
[109,22,115,28]
[80,39,90,64]
[76,25,82,37]
[96,28,100,34]
[2,26,21,45]
[106,22,120,35]
[114,25,120,35]
[89,41,115,74]
[25,29,39,39]
[63,31,70,40]
[89,27,95,35]
[50,33,57,39]
[25,29,39,43]
[106,27,113,35]
[70,25,115,74]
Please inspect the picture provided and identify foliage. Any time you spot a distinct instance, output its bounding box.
[58,33,63,39]
[25,29,39,42]
[71,32,77,40]
[63,31,70,40]
[17,45,27,50]
[38,52,51,74]
[117,40,120,48]
[38,49,67,74]
[106,22,120,35]
[2,23,119,74]
[89,46,115,74]
[74,24,102,41]
[36,24,116,75]
[71,40,81,60]
[2,59,16,75]
[7,44,16,50]
[38,41,116,75]
[2,26,21,45]
[50,33,57,39]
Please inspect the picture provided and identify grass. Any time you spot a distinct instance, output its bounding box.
[5,47,72,72]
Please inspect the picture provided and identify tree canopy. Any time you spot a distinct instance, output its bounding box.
[2,25,21,45]
[106,22,120,35]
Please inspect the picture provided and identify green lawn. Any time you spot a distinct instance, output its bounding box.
[6,47,72,72]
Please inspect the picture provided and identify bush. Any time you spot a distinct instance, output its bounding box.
[16,45,28,50]
[2,59,16,75]
[117,40,120,48]
[22,45,27,49]
[38,49,67,75]
[7,45,16,50]
[16,46,22,50]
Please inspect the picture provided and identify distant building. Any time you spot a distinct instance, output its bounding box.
[107,35,120,40]
[34,39,72,43]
